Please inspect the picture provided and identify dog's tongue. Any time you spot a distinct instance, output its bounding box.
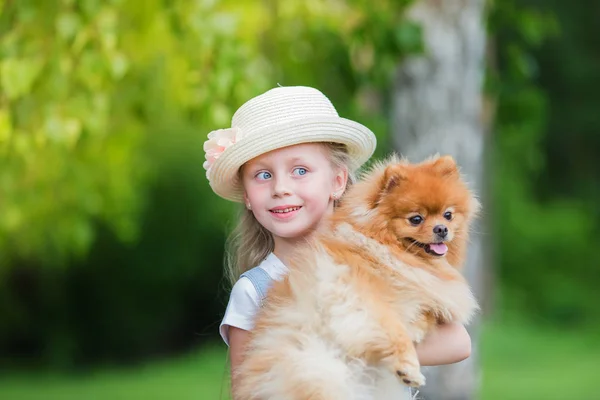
[428,243,448,255]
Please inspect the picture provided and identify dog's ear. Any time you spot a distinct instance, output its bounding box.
[366,164,407,209]
[431,155,459,178]
[382,164,407,192]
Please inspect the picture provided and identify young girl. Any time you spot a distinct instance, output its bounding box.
[203,86,472,397]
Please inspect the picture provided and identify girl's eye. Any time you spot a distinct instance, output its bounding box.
[443,211,453,221]
[293,167,308,176]
[409,215,424,225]
[256,171,272,180]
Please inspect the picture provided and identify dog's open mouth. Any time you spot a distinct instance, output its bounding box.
[406,238,448,257]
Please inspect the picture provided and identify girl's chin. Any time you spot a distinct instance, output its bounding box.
[272,225,316,241]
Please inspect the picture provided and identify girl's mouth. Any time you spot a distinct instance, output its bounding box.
[270,206,302,214]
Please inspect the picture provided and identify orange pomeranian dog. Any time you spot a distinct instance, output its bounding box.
[233,155,480,400]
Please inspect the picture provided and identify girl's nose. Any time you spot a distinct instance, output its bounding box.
[272,175,292,197]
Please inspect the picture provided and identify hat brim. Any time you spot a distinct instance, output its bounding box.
[207,116,377,202]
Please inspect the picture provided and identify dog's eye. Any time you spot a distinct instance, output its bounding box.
[443,211,453,221]
[409,215,423,225]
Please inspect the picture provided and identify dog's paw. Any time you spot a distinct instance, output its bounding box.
[394,361,425,387]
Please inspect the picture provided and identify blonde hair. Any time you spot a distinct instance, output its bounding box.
[224,142,355,287]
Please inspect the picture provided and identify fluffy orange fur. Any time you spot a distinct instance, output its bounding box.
[234,155,480,400]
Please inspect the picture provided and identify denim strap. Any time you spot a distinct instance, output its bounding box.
[240,267,272,304]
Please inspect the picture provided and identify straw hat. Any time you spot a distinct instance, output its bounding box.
[203,86,377,202]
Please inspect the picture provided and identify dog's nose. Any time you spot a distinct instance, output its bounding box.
[433,224,448,238]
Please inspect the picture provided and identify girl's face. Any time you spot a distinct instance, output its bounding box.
[242,143,347,248]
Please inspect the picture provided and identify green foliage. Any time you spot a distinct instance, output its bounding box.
[0,0,146,262]
[0,0,422,367]
[489,0,599,325]
[531,0,600,202]
[0,0,419,265]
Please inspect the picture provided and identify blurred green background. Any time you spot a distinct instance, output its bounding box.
[0,0,598,399]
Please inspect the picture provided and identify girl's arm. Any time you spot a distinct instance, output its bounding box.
[415,322,472,366]
[228,326,251,392]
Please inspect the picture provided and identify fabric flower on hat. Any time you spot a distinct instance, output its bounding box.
[203,127,245,179]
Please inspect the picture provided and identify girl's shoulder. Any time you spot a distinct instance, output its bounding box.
[249,253,288,281]
[240,265,271,300]
[239,253,288,300]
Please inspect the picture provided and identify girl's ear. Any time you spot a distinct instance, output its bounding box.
[333,166,348,195]
[243,192,252,210]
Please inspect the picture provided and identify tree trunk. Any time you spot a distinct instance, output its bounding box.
[391,1,489,399]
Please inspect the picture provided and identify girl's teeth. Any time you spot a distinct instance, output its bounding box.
[273,207,299,213]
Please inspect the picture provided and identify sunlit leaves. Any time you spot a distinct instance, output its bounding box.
[0,108,11,143]
[0,2,151,263]
[0,57,44,100]
[0,0,421,266]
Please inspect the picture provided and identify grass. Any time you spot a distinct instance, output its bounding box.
[0,346,232,400]
[480,320,599,400]
[0,320,598,399]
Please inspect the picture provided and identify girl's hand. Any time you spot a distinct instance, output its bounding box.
[415,323,472,366]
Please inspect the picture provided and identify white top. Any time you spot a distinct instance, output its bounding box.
[219,253,288,346]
